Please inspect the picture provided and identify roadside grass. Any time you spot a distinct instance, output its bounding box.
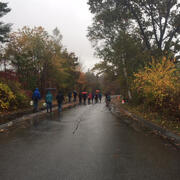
[112,98,180,135]
[125,104,180,135]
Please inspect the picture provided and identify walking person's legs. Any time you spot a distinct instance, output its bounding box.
[49,102,52,113]
[58,103,62,112]
[74,96,76,102]
[33,100,38,112]
[46,102,49,113]
[84,98,86,105]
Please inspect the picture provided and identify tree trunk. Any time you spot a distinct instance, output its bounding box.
[122,58,132,100]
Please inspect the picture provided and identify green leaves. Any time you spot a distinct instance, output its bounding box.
[4,26,80,93]
[88,0,180,52]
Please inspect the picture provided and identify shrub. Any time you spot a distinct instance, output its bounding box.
[6,80,30,108]
[0,77,30,111]
[0,82,16,111]
[133,57,180,118]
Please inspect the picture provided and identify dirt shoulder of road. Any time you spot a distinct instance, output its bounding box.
[110,96,180,149]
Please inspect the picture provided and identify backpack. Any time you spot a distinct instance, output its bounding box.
[33,92,39,101]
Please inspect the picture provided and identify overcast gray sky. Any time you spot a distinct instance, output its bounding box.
[2,0,99,70]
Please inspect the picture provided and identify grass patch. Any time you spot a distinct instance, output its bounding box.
[112,98,180,135]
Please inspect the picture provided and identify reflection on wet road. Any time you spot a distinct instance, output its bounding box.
[0,103,180,180]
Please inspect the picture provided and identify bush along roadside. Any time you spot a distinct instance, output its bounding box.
[0,79,30,113]
[110,96,180,149]
[132,57,180,122]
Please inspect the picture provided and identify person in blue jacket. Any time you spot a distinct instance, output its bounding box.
[32,88,41,112]
[99,93,102,103]
[45,91,53,113]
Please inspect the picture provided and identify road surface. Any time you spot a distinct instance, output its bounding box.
[0,103,180,180]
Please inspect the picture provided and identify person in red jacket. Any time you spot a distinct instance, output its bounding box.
[88,93,92,104]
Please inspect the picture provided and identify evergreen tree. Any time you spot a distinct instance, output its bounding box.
[0,2,11,43]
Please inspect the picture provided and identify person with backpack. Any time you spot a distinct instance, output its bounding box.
[56,91,64,113]
[105,93,111,107]
[32,88,41,112]
[45,91,53,113]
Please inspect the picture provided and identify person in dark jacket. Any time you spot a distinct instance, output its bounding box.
[95,93,98,103]
[82,93,87,105]
[56,91,64,113]
[32,88,41,112]
[92,92,95,104]
[99,93,102,103]
[68,92,72,103]
[79,92,82,104]
[73,91,77,102]
[105,93,111,106]
[45,91,53,113]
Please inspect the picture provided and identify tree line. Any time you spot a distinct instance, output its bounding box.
[87,0,180,119]
[0,2,101,111]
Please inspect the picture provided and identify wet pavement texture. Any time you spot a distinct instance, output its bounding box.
[0,103,180,180]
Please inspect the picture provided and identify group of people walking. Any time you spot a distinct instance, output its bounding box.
[78,92,102,105]
[32,88,64,113]
[32,88,110,113]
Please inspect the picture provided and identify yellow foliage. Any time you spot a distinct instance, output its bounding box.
[0,82,16,110]
[133,57,179,107]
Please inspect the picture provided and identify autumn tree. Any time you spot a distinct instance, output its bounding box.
[77,71,87,91]
[60,49,79,91]
[87,0,180,98]
[92,32,148,98]
[5,26,80,94]
[84,70,101,92]
[5,27,51,90]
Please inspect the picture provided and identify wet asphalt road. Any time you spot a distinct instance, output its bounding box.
[0,103,180,180]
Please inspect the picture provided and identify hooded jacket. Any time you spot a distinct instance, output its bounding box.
[32,88,41,101]
[45,91,53,103]
[56,93,64,103]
